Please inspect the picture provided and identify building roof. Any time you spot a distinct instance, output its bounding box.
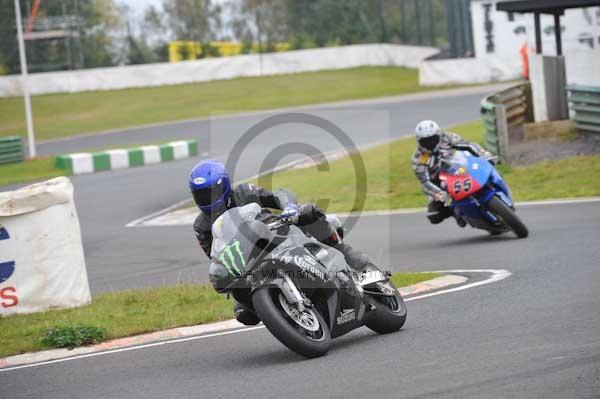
[497,0,600,14]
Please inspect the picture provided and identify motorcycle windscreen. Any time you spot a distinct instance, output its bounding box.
[211,203,263,277]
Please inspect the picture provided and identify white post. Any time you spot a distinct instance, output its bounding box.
[14,0,36,158]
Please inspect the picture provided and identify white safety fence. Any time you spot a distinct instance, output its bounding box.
[419,49,600,88]
[0,177,91,315]
[0,44,438,97]
[419,56,522,86]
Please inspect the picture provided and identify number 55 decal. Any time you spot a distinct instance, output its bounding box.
[453,178,473,194]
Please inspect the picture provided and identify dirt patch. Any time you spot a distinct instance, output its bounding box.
[509,133,600,166]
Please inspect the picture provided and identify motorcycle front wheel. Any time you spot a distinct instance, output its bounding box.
[365,284,407,334]
[252,287,331,358]
[487,196,529,238]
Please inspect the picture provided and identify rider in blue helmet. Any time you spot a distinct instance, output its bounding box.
[189,160,378,326]
[189,160,232,214]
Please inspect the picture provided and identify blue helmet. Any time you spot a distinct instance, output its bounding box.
[189,160,231,214]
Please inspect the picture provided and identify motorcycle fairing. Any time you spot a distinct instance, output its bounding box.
[483,168,513,207]
[466,154,493,188]
[326,287,370,338]
[471,168,514,224]
[265,230,371,337]
[440,152,492,201]
[209,203,382,337]
[439,151,514,230]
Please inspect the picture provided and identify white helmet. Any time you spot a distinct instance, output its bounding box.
[415,120,442,152]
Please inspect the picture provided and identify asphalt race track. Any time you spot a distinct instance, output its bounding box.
[2,86,599,398]
[35,84,508,293]
[2,201,600,398]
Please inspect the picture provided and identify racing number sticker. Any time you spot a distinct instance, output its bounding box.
[453,178,473,194]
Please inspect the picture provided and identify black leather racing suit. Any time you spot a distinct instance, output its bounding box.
[193,182,375,271]
[411,131,488,224]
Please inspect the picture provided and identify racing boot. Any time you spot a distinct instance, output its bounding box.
[234,301,260,326]
[455,214,467,228]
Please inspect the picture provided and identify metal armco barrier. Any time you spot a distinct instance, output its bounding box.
[567,85,600,134]
[0,136,24,165]
[480,83,533,163]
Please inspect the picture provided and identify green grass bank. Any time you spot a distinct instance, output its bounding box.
[0,272,439,357]
[258,120,600,213]
[1,67,451,142]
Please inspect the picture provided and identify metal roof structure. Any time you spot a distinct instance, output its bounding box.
[497,0,600,14]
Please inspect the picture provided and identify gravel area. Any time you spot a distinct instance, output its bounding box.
[509,132,600,166]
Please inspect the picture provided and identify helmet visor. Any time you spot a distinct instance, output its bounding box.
[418,134,440,151]
[192,182,225,207]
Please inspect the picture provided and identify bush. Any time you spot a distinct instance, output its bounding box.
[201,43,221,58]
[41,325,107,349]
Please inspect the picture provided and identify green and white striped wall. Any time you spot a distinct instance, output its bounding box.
[55,140,197,175]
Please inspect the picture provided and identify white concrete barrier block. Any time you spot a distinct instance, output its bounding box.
[141,146,161,164]
[419,56,521,86]
[107,149,129,169]
[70,153,94,175]
[0,44,439,97]
[170,141,189,160]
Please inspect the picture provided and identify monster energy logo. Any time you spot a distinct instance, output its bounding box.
[218,239,246,276]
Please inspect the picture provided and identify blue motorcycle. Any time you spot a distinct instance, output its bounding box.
[438,150,529,238]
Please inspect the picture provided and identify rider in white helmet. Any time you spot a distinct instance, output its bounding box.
[412,120,492,225]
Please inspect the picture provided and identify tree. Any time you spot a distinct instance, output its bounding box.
[163,0,221,42]
[120,4,170,65]
[0,0,125,74]
[285,0,377,47]
[231,0,288,51]
[256,0,453,50]
[143,5,168,45]
[141,5,170,62]
[78,0,125,67]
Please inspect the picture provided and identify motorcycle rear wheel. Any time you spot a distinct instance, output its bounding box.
[487,196,529,238]
[252,287,331,358]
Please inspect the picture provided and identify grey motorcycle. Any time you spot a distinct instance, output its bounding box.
[209,203,407,358]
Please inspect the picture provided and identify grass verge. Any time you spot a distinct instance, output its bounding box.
[0,157,69,187]
[258,120,600,213]
[390,272,441,288]
[0,272,438,358]
[0,67,457,141]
